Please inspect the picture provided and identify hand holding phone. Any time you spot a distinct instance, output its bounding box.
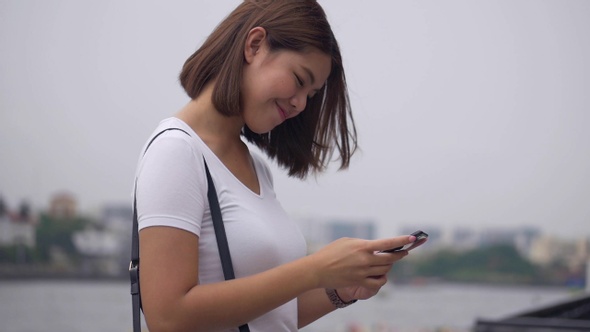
[380,230,428,253]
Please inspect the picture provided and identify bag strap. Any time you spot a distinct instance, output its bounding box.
[130,181,141,332]
[204,158,250,332]
[130,128,249,332]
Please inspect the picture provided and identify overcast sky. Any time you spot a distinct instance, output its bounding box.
[1,0,589,239]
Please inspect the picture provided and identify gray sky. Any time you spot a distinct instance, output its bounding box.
[1,0,589,239]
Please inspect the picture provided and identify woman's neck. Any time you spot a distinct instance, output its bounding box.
[176,84,245,154]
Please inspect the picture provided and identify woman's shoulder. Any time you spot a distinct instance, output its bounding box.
[144,117,204,151]
[151,117,195,141]
[138,117,210,172]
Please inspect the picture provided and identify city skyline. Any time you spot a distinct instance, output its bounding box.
[0,190,584,247]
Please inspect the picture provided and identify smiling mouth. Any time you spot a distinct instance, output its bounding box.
[277,104,288,121]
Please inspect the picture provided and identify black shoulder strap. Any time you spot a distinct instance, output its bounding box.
[130,127,249,332]
[204,161,237,281]
[204,159,250,332]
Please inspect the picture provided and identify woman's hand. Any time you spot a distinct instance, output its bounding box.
[335,274,390,302]
[307,235,415,291]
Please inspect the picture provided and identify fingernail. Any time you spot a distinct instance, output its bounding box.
[409,235,416,242]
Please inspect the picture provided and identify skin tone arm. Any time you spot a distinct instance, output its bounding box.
[297,288,338,328]
[140,226,414,332]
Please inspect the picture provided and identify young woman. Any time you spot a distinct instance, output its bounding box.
[134,1,417,331]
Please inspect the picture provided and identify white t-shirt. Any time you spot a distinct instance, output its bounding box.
[135,117,307,332]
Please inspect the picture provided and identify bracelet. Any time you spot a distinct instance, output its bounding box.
[325,288,357,308]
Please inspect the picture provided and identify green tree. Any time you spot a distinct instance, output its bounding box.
[35,213,90,262]
[412,244,542,284]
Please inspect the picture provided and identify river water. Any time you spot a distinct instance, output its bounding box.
[0,280,580,332]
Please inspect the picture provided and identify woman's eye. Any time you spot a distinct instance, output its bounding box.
[295,74,304,87]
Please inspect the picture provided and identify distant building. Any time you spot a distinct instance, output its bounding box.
[513,227,541,255]
[101,203,132,232]
[294,217,377,253]
[449,227,479,250]
[479,228,516,246]
[395,225,542,254]
[49,192,77,219]
[528,235,589,271]
[326,220,376,242]
[72,203,133,276]
[0,199,36,248]
[478,226,541,257]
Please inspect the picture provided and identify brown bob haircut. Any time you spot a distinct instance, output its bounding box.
[179,0,357,178]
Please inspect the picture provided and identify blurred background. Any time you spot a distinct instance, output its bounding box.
[1,0,589,331]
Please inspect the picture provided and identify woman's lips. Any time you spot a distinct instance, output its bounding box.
[277,104,288,121]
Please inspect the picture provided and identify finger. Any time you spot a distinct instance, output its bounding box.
[373,250,408,264]
[367,235,416,253]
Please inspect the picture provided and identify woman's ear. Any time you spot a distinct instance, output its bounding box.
[244,27,267,64]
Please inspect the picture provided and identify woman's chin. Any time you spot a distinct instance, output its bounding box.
[245,123,278,135]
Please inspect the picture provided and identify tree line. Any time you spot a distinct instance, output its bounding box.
[389,244,585,287]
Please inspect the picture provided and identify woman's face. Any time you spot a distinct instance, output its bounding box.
[241,38,331,134]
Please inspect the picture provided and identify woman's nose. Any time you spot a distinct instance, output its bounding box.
[289,93,307,115]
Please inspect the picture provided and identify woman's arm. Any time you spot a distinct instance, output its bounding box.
[140,226,314,331]
[297,288,336,328]
[140,226,414,332]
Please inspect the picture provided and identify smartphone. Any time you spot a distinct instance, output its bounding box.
[381,230,429,253]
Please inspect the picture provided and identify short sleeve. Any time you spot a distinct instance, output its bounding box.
[135,131,208,236]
